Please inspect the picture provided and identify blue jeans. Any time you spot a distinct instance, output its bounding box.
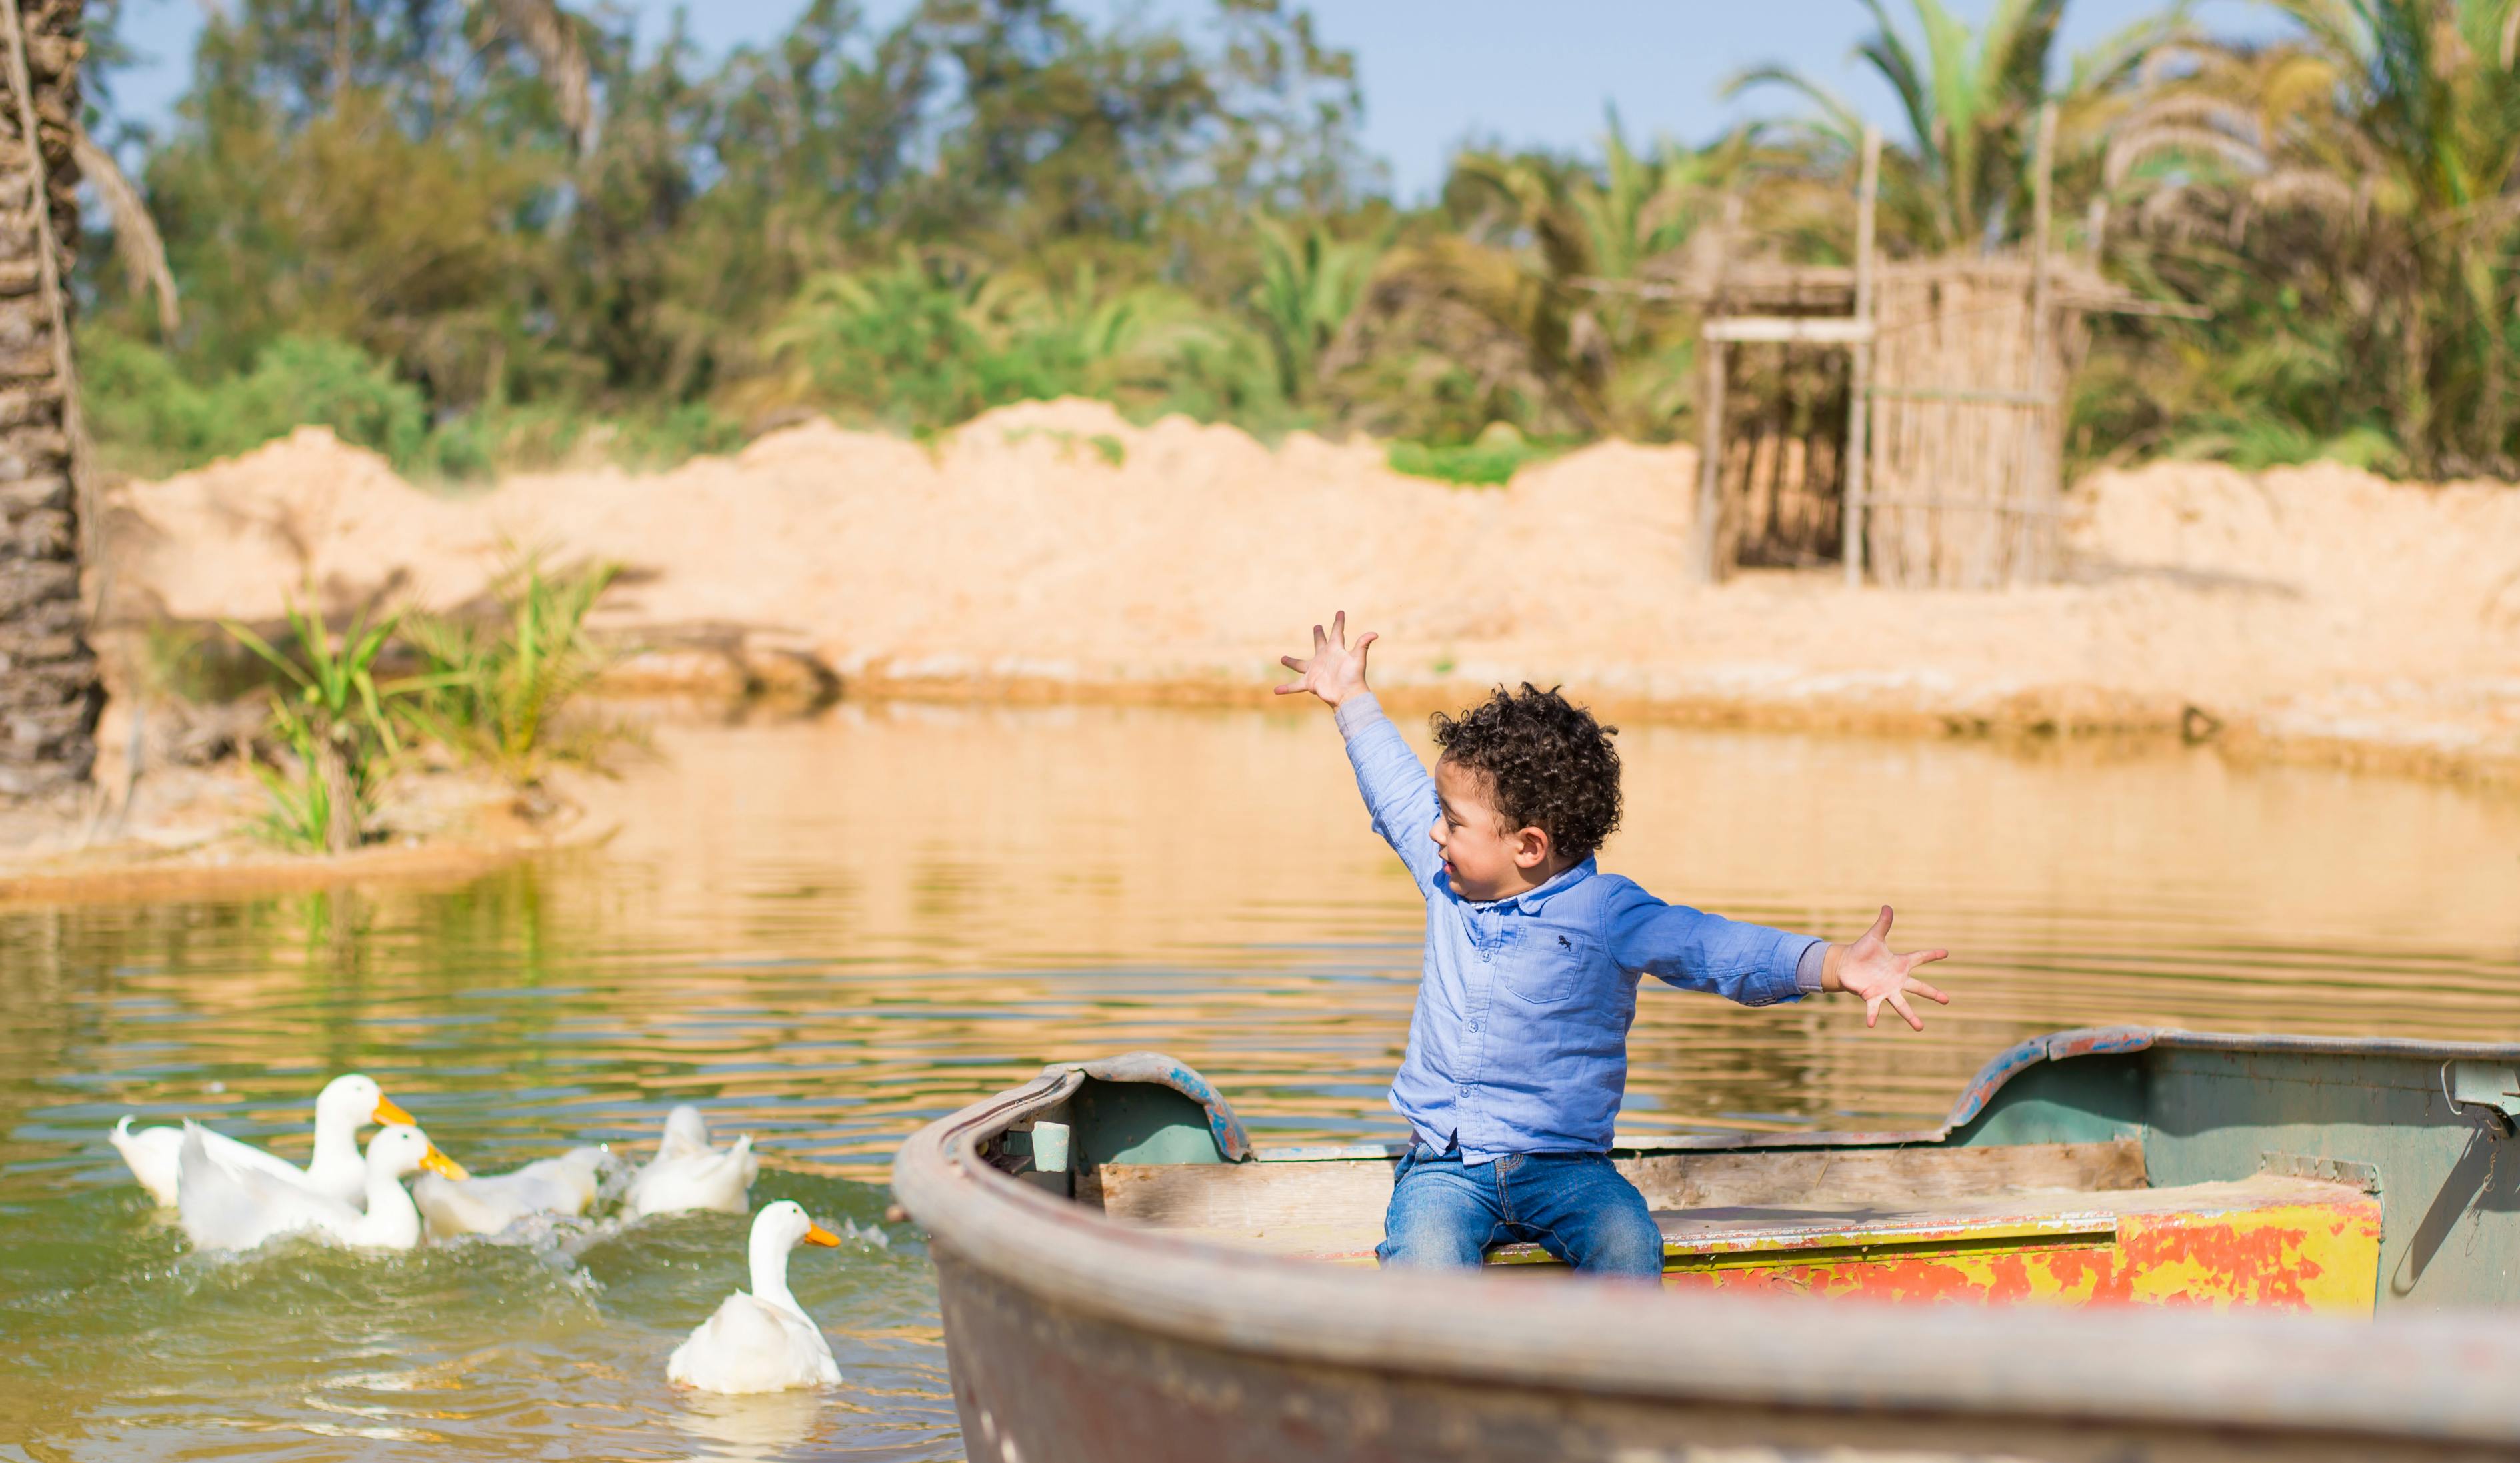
[1376,1148,1665,1279]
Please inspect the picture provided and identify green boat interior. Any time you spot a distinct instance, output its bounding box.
[975,1028,2520,1314]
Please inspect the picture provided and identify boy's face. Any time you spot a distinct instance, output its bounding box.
[1432,757,1557,902]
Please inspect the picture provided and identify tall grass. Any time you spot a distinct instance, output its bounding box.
[222,601,421,854]
[399,558,628,788]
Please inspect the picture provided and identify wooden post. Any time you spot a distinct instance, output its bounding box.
[1691,195,1741,584]
[1842,126,1880,588]
[1693,337,1729,585]
[2018,103,2057,583]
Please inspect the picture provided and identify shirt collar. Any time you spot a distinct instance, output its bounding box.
[1480,857,1597,914]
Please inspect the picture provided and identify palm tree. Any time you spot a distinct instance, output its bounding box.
[1733,0,2174,253]
[0,0,101,796]
[1249,217,1386,403]
[1372,120,1749,437]
[2114,0,2520,473]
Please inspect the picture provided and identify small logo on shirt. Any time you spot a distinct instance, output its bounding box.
[1557,935,1571,948]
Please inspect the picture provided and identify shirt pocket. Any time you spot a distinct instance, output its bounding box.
[1495,924,1593,1006]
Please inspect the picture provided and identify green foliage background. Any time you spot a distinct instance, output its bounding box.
[73,0,2520,485]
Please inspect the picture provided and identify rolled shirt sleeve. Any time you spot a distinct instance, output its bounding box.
[1795,938,1831,994]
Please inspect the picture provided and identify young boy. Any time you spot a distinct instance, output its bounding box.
[1279,612,1951,1279]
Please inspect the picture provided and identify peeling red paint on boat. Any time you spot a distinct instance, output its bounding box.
[1658,1194,2379,1314]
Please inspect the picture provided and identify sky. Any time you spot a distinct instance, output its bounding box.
[103,0,2287,199]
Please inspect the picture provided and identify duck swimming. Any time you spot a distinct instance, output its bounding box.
[176,1121,467,1253]
[412,1146,609,1238]
[109,1074,411,1209]
[625,1106,757,1218]
[666,1201,843,1394]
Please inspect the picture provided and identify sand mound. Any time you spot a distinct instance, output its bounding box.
[105,402,2520,774]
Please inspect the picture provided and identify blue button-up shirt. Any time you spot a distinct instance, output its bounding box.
[1338,694,1822,1164]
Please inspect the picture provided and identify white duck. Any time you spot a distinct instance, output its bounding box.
[109,1074,411,1209]
[177,1121,467,1254]
[625,1106,758,1218]
[412,1146,608,1238]
[666,1201,843,1393]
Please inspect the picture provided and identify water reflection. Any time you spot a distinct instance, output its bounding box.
[673,1390,826,1460]
[3,703,2518,1459]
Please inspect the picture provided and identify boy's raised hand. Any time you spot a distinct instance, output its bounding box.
[1824,905,1953,1031]
[1276,611,1377,708]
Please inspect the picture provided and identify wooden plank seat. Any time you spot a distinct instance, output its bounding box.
[1091,1141,2382,1315]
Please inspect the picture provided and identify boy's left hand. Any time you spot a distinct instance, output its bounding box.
[1822,905,1952,1031]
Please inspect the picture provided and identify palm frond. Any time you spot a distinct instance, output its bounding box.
[73,127,177,334]
[2108,123,2269,185]
[486,0,594,151]
[1722,65,1870,155]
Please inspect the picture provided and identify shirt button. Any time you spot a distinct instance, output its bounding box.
[1468,1021,1481,1034]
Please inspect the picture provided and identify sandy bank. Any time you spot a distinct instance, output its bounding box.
[104,399,2520,780]
[0,759,605,906]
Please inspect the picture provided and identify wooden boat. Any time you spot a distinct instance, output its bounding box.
[891,1028,2520,1462]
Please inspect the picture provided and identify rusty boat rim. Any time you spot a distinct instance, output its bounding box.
[891,1028,2520,1447]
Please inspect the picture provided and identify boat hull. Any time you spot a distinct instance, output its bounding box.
[931,1242,2510,1463]
[898,1034,2520,1462]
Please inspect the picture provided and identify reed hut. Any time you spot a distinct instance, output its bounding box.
[1665,115,2175,589]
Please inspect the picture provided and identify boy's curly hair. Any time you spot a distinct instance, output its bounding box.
[1430,684,1622,863]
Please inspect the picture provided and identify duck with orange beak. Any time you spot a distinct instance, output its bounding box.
[667,1201,846,1393]
[177,1122,469,1253]
[109,1074,414,1208]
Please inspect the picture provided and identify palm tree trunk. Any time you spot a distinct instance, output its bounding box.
[0,0,97,798]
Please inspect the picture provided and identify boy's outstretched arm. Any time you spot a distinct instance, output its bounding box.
[1279,612,1445,892]
[1610,880,1955,1030]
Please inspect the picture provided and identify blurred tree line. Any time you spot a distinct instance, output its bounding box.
[69,0,2520,485]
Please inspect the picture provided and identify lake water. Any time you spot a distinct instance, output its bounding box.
[4,703,2518,1460]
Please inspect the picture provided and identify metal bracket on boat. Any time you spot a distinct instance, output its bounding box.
[1024,1120,1071,1175]
[2259,1150,2381,1192]
[2441,1060,2520,1137]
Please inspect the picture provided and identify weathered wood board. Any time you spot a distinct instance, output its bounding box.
[1095,1138,2148,1232]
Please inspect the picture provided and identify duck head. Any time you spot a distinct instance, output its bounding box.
[317,1074,414,1130]
[748,1200,840,1309]
[365,1124,470,1183]
[756,1200,841,1252]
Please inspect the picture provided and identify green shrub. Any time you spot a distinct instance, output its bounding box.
[87,331,431,476]
[605,403,747,469]
[86,327,755,482]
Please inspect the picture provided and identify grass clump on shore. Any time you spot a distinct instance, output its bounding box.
[1387,427,1559,487]
[213,559,629,852]
[400,558,631,790]
[222,601,423,854]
